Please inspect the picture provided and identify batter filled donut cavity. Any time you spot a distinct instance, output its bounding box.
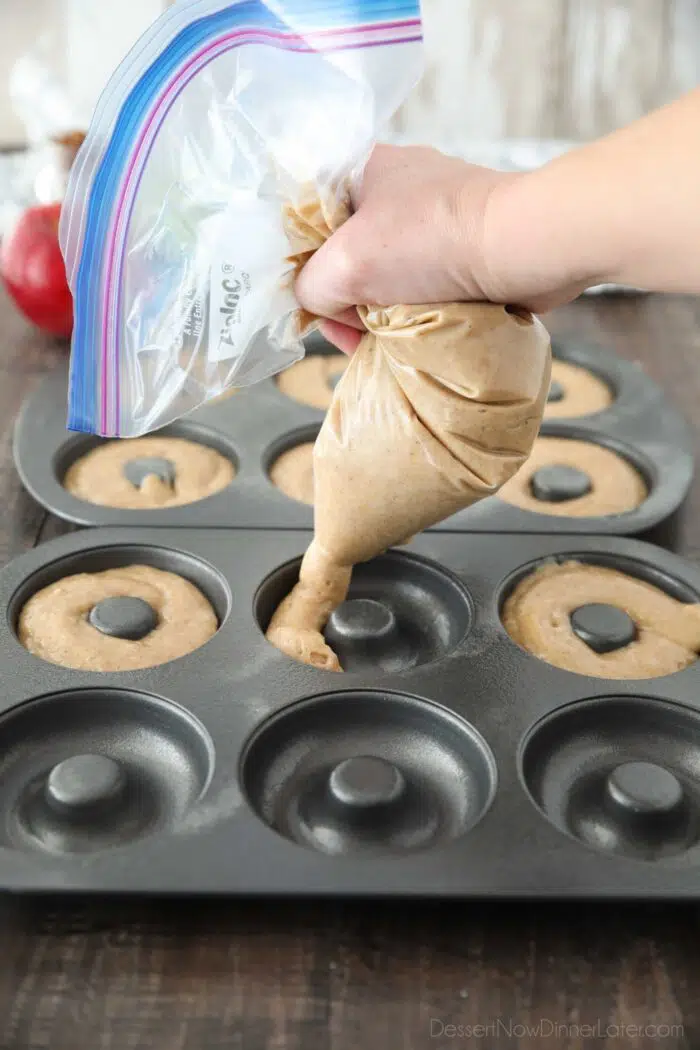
[276,353,347,410]
[497,435,647,517]
[502,559,700,679]
[17,564,219,672]
[268,441,315,506]
[544,359,613,419]
[63,435,235,509]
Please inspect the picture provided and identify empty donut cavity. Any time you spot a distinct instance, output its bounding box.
[241,690,496,855]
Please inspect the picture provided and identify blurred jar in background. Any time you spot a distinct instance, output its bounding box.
[1,0,169,217]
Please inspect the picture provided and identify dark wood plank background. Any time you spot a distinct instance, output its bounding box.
[0,286,699,1049]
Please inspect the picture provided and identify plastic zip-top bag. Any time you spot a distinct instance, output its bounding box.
[60,0,423,437]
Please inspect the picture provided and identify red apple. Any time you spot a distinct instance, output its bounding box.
[1,201,73,339]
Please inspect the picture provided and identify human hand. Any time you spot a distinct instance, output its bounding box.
[295,144,593,353]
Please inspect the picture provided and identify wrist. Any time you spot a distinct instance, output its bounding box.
[477,158,616,309]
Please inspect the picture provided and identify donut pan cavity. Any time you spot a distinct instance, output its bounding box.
[14,335,693,545]
[3,526,700,897]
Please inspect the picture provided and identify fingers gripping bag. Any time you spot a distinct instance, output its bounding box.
[60,0,424,436]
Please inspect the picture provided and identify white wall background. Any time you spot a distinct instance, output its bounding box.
[390,0,700,148]
[0,0,699,148]
[0,0,167,145]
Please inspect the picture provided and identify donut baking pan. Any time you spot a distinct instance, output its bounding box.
[2,525,700,897]
[13,334,694,546]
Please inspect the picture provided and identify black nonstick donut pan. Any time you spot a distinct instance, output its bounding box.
[3,526,700,898]
[13,333,694,546]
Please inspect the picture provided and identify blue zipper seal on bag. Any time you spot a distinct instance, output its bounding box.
[63,0,421,436]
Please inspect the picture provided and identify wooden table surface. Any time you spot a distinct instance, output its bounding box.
[0,288,699,1050]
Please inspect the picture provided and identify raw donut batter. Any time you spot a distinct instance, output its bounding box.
[18,564,218,671]
[277,353,347,410]
[64,436,235,509]
[268,442,314,505]
[266,193,551,672]
[266,542,350,671]
[545,359,613,418]
[503,560,700,679]
[498,436,646,516]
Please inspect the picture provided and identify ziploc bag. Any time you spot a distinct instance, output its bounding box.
[59,0,423,437]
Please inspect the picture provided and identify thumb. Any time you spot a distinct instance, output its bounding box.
[294,215,368,322]
[318,319,364,354]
